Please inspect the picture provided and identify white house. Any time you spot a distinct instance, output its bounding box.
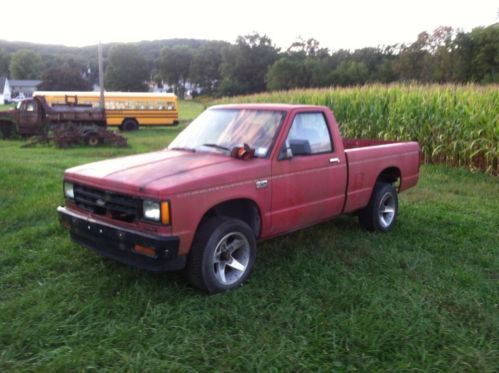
[9,79,42,100]
[0,76,11,105]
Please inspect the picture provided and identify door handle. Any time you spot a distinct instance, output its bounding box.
[329,157,340,164]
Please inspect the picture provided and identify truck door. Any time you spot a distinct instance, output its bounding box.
[18,99,42,135]
[270,111,347,234]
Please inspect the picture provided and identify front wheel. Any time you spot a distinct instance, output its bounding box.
[359,182,398,232]
[186,217,256,293]
[84,132,101,146]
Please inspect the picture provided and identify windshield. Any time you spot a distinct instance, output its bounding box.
[168,108,285,157]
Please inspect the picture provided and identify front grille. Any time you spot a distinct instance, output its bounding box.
[74,184,141,223]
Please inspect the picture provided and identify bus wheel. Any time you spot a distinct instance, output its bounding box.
[120,119,139,131]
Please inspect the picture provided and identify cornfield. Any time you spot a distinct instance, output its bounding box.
[216,84,498,175]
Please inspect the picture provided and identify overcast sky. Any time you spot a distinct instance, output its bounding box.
[2,0,497,50]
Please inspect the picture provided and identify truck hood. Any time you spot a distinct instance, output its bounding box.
[64,149,268,197]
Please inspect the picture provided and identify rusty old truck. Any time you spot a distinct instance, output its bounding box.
[0,95,105,140]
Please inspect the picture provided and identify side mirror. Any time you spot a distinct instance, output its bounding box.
[278,140,293,160]
[289,139,312,156]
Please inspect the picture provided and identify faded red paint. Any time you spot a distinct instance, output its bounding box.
[63,104,420,256]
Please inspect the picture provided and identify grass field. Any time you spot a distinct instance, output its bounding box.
[1,103,498,370]
[0,104,14,111]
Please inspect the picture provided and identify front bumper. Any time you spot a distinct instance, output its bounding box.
[57,206,185,272]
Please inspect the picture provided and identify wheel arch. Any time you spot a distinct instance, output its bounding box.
[196,198,262,239]
[376,166,401,189]
[121,117,139,125]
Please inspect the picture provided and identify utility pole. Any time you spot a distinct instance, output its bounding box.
[98,41,105,109]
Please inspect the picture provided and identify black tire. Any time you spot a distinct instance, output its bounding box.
[359,182,398,232]
[186,217,256,294]
[120,119,139,131]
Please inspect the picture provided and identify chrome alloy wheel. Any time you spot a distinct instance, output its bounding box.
[212,232,250,286]
[378,192,396,228]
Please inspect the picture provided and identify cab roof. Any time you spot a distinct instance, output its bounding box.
[209,103,327,112]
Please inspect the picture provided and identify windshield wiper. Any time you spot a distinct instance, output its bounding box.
[201,143,231,152]
[170,146,196,152]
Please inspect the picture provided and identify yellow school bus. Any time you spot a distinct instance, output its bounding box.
[33,91,179,130]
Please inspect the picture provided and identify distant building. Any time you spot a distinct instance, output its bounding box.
[8,79,42,100]
[0,76,10,104]
[147,80,202,99]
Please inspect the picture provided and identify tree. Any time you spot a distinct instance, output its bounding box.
[393,32,433,81]
[9,50,43,79]
[287,37,329,57]
[104,44,149,91]
[0,49,9,76]
[189,42,225,94]
[304,58,333,87]
[266,57,309,91]
[38,59,92,91]
[219,33,279,96]
[375,59,398,83]
[468,25,499,83]
[329,61,369,86]
[157,46,193,98]
[452,31,474,82]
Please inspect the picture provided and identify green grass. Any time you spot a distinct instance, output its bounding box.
[178,99,205,123]
[0,108,498,370]
[0,104,14,111]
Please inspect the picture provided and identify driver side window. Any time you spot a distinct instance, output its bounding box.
[26,102,36,112]
[286,112,332,155]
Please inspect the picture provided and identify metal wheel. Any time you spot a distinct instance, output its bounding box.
[186,217,256,293]
[87,135,100,146]
[378,192,396,228]
[359,182,398,232]
[212,232,250,286]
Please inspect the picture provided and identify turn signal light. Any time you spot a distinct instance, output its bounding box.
[161,201,170,225]
[134,244,156,258]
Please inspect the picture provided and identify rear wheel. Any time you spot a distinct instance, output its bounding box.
[359,182,398,232]
[120,119,139,131]
[186,217,256,293]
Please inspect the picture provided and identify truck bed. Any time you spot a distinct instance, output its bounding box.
[343,138,398,149]
[342,139,420,213]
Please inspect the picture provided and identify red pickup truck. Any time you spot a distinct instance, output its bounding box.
[58,104,420,293]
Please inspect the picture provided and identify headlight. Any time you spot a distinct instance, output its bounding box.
[143,200,160,221]
[142,200,171,224]
[64,181,74,199]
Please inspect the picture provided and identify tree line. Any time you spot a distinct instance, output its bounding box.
[0,24,497,97]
